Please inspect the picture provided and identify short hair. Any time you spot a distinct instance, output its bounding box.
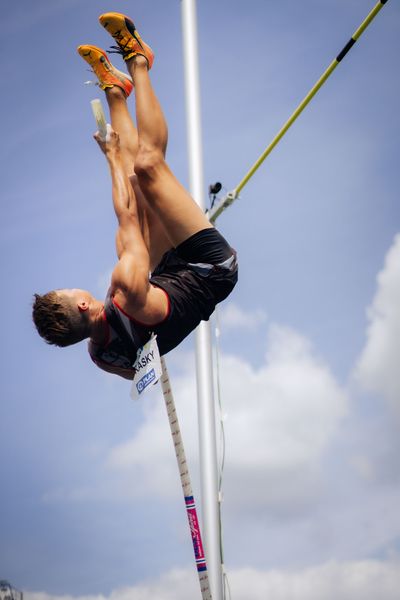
[32,291,90,347]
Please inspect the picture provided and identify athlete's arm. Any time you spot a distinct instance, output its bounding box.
[95,129,168,321]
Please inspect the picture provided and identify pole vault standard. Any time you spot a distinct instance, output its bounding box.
[177,0,390,596]
[209,0,390,223]
[181,1,224,599]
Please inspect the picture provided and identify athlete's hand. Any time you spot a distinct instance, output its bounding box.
[94,125,120,156]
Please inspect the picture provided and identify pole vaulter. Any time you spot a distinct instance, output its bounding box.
[32,12,238,386]
[31,2,391,600]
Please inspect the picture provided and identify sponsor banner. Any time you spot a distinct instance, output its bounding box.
[130,335,162,400]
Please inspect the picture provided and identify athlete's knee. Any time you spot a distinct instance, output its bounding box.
[134,145,165,181]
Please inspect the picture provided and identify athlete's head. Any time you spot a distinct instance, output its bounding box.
[32,289,93,347]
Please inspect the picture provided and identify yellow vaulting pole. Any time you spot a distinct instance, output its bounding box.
[209,0,390,223]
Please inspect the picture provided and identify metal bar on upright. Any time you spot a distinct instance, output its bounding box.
[180,1,223,599]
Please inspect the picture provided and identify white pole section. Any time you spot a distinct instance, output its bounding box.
[180,2,223,599]
[90,99,108,140]
[160,359,212,600]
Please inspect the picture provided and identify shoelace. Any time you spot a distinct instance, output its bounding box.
[107,44,149,69]
[108,44,130,56]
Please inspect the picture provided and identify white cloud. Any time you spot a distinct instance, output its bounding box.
[354,234,400,416]
[218,302,267,331]
[105,366,196,500]
[24,559,400,600]
[106,324,348,511]
[25,569,198,600]
[229,560,400,600]
[222,324,347,471]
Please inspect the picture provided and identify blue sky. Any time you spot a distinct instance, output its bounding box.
[1,1,399,599]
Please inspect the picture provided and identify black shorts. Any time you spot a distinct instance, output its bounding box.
[176,226,236,264]
[149,227,238,355]
[175,227,238,298]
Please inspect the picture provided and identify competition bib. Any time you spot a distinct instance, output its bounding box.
[130,335,162,400]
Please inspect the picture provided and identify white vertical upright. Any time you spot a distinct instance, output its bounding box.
[180,1,223,599]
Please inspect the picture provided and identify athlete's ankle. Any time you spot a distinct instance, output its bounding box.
[131,55,149,69]
[105,86,126,101]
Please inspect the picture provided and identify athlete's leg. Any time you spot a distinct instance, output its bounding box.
[97,14,212,245]
[104,85,172,268]
[104,86,138,176]
[77,45,171,269]
[128,56,212,247]
[104,86,150,249]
